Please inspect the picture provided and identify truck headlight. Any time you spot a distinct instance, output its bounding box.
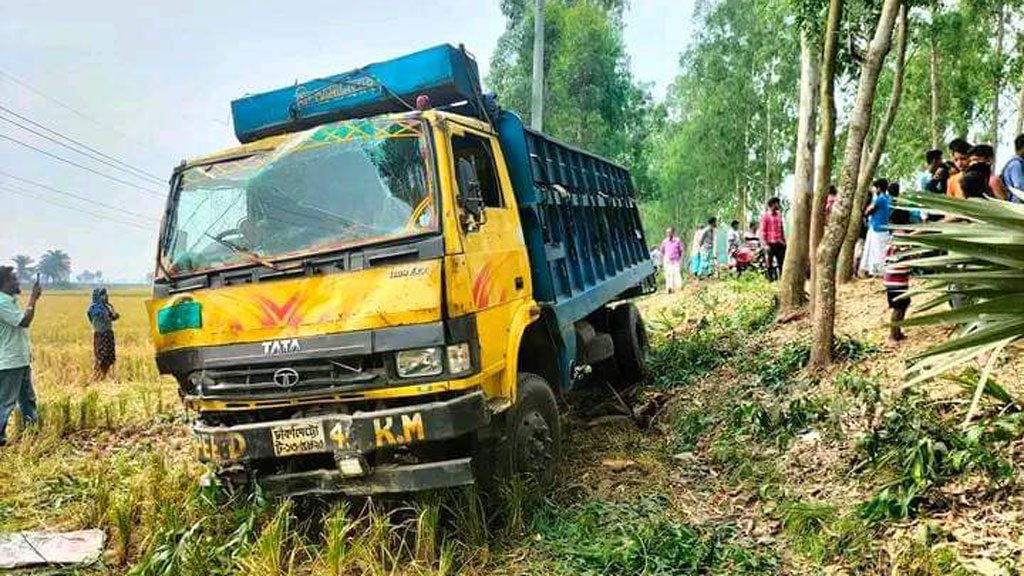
[395,347,443,378]
[446,343,472,374]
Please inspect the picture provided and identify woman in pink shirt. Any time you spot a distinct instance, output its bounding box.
[659,228,684,293]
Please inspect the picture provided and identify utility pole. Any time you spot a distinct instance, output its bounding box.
[530,0,545,131]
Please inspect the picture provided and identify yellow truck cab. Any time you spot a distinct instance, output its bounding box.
[147,45,654,496]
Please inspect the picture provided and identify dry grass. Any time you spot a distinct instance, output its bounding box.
[5,279,1020,575]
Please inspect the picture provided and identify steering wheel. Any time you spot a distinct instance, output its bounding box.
[214,228,245,242]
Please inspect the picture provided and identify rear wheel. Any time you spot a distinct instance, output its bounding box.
[611,303,650,384]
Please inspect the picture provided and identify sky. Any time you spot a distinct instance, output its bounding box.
[0,0,697,282]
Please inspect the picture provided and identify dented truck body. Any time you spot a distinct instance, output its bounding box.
[147,45,654,496]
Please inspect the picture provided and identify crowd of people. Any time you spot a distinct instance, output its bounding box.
[653,196,789,291]
[651,133,1024,343]
[860,133,1024,342]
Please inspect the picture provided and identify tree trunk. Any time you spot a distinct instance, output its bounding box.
[737,178,747,231]
[929,22,941,148]
[837,135,872,282]
[780,30,821,312]
[811,0,903,368]
[837,3,908,284]
[809,0,844,310]
[993,2,1005,157]
[765,78,774,203]
[1018,78,1024,136]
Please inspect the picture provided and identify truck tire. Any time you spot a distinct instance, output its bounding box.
[476,372,561,490]
[611,303,650,384]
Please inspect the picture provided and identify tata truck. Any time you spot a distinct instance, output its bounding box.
[147,44,655,497]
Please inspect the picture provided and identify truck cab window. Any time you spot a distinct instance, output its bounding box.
[452,134,502,208]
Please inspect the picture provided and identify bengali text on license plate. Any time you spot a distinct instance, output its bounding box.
[271,421,326,457]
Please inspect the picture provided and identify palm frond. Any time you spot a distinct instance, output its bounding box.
[897,193,1024,384]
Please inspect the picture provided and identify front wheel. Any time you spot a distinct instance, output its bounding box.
[476,372,561,489]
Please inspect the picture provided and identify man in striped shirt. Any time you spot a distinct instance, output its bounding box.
[883,229,911,343]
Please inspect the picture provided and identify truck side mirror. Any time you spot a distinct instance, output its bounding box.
[457,158,485,231]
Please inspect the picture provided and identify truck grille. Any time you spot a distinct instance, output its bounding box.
[196,355,387,398]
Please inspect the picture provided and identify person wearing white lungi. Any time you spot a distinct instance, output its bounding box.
[659,228,684,293]
[859,181,892,276]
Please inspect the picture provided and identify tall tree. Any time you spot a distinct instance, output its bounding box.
[489,0,662,209]
[37,249,71,284]
[992,1,1006,154]
[11,255,34,280]
[928,2,941,149]
[809,0,843,307]
[653,0,800,236]
[837,1,909,282]
[489,0,634,159]
[779,20,821,312]
[811,0,903,367]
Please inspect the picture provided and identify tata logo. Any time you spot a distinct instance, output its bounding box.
[262,338,301,356]
[273,368,300,388]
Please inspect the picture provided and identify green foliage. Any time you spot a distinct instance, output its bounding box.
[780,500,837,562]
[651,0,800,234]
[648,276,777,389]
[835,370,881,404]
[746,340,811,391]
[855,391,1015,522]
[532,495,779,575]
[487,0,664,199]
[896,193,1024,384]
[673,408,714,452]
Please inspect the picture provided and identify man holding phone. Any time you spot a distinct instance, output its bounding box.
[0,266,41,447]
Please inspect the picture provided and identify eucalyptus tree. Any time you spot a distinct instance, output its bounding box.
[779,0,826,312]
[811,0,904,367]
[656,0,800,235]
[488,0,662,207]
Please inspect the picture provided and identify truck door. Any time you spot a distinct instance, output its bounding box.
[447,124,531,385]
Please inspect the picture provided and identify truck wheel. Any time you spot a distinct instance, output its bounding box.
[476,373,561,489]
[508,373,561,486]
[611,303,650,384]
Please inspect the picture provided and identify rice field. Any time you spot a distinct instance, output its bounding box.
[0,290,556,575]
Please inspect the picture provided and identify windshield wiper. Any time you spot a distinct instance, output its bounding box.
[205,233,283,271]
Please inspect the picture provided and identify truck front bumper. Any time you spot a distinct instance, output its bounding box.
[192,391,490,496]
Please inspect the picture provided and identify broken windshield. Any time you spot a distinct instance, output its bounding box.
[161,118,437,277]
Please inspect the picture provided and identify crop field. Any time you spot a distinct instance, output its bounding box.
[3,281,1022,575]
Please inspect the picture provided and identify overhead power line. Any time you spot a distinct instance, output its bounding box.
[0,185,152,231]
[0,104,165,184]
[0,69,137,142]
[0,132,165,198]
[0,169,160,223]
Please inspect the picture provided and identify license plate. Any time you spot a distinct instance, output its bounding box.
[271,421,326,457]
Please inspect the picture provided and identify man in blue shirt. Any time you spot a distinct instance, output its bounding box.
[0,266,41,447]
[859,180,891,277]
[1002,134,1024,203]
[918,149,943,192]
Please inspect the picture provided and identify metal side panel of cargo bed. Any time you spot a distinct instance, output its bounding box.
[495,111,655,386]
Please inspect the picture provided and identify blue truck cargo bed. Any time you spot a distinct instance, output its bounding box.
[494,112,654,385]
[495,112,653,326]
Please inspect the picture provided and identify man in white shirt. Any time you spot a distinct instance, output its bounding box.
[0,266,41,447]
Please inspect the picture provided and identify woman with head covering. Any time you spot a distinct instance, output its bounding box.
[87,288,119,379]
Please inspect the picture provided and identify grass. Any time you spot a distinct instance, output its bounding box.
[1,278,1004,574]
[532,495,779,576]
